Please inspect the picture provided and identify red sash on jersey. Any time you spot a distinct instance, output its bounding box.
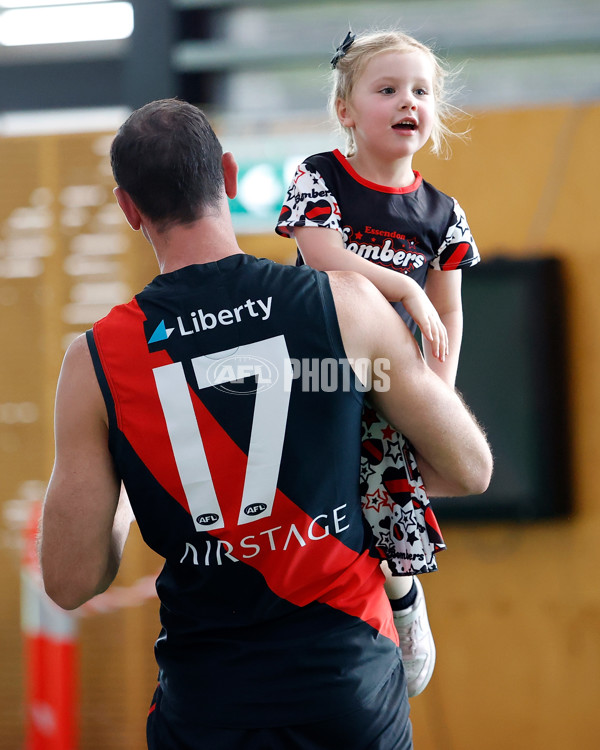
[93,299,398,645]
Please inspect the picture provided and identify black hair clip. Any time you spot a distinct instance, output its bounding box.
[330,30,355,69]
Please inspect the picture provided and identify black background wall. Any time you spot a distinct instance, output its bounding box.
[432,256,572,521]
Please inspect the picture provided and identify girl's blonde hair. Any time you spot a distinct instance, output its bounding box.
[329,29,466,159]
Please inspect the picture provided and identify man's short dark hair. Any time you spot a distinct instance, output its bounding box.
[110,99,224,228]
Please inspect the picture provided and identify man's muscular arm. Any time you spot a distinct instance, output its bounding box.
[327,270,492,497]
[39,335,134,610]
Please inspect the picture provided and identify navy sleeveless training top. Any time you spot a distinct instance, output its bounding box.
[87,253,400,728]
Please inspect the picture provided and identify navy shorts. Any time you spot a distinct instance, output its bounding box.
[146,662,412,750]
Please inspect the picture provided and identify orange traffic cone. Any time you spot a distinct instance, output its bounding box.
[22,502,79,750]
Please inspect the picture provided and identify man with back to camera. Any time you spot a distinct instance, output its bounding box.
[39,99,492,750]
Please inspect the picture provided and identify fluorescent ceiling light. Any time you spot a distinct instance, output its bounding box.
[0,2,134,46]
[0,1,109,7]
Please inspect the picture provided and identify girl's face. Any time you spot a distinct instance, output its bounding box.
[338,49,436,164]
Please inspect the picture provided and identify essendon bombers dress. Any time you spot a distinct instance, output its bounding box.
[86,255,402,729]
[276,150,481,575]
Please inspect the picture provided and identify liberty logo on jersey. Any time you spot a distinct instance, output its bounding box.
[148,320,175,344]
[147,296,273,346]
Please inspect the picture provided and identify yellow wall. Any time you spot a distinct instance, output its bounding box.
[1,103,599,748]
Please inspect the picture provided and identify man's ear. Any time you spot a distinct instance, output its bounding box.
[336,98,354,128]
[222,151,238,200]
[113,187,142,231]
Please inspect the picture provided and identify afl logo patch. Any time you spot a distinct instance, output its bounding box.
[196,513,220,526]
[244,503,267,517]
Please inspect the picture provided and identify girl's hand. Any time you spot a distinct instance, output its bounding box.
[401,282,448,362]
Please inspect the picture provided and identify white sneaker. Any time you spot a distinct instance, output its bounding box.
[392,578,436,697]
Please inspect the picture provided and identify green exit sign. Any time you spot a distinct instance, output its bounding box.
[228,157,300,233]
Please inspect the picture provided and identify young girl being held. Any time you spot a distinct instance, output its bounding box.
[276,29,481,698]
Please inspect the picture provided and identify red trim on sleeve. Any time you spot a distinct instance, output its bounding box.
[441,242,471,270]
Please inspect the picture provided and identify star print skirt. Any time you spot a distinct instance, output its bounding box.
[361,405,446,576]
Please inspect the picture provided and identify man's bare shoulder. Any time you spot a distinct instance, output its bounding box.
[56,332,105,421]
[64,331,90,360]
[325,269,387,320]
[59,332,96,382]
